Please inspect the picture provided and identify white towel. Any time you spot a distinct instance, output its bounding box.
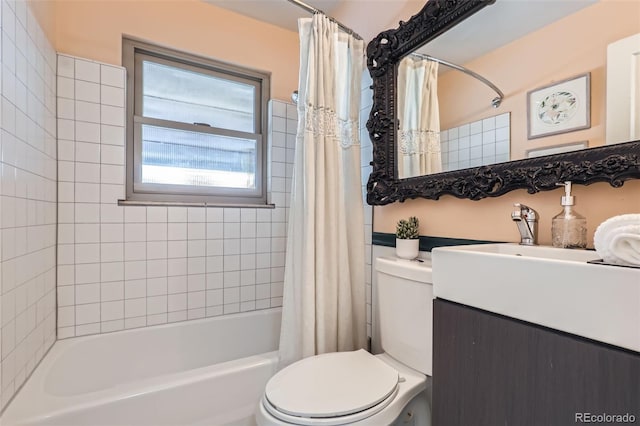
[594,214,640,267]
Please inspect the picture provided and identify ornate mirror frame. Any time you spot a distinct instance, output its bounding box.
[365,0,640,205]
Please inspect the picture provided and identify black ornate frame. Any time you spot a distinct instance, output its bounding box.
[365,0,640,204]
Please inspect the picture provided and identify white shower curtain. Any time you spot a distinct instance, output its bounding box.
[397,57,442,178]
[278,14,367,368]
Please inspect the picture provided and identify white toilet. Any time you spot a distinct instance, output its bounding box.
[256,256,434,425]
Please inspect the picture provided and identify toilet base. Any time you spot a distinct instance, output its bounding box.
[390,382,431,426]
[256,385,431,426]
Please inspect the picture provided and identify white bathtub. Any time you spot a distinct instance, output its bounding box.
[1,308,281,426]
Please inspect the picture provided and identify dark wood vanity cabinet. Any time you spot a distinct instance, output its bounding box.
[432,299,640,426]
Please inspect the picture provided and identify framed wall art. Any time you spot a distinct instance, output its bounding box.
[525,141,588,158]
[527,73,591,139]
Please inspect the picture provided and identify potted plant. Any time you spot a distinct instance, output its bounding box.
[395,216,420,259]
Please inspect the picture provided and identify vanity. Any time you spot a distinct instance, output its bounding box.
[432,299,639,425]
[430,244,640,425]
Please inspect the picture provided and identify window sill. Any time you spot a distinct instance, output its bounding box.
[118,200,276,209]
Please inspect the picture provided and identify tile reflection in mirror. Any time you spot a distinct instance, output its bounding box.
[441,112,510,172]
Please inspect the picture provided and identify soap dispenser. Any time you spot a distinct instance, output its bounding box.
[552,181,587,248]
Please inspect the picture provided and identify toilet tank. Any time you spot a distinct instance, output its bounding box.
[375,257,433,376]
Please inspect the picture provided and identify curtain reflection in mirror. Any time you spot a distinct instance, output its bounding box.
[397,57,442,179]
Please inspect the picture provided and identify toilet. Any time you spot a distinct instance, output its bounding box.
[255,256,434,425]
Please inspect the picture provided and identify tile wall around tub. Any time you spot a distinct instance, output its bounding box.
[360,72,373,339]
[56,53,295,339]
[441,112,510,172]
[0,0,58,410]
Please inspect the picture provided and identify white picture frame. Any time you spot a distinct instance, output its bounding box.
[525,141,588,158]
[527,73,591,139]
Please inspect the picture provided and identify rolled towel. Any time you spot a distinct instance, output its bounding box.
[594,214,640,266]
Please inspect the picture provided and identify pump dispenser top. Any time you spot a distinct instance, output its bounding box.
[560,181,574,206]
[552,181,587,248]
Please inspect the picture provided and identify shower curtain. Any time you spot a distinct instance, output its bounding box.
[397,57,442,178]
[278,14,367,368]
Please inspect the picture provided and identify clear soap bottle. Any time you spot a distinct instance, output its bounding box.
[551,181,587,249]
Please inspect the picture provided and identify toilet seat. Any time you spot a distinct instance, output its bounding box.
[263,349,400,425]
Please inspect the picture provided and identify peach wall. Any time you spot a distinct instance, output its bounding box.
[53,0,300,101]
[374,0,640,247]
[332,0,424,42]
[27,0,57,42]
[375,181,640,248]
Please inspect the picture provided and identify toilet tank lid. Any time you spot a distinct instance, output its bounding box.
[375,257,433,283]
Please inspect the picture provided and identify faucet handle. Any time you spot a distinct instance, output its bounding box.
[512,203,537,220]
[511,204,523,221]
[512,203,539,246]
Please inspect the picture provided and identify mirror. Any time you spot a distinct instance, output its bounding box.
[606,32,640,145]
[366,0,640,204]
[396,51,510,178]
[396,55,445,178]
[396,43,512,179]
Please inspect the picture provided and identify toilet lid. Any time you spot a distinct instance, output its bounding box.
[265,349,399,419]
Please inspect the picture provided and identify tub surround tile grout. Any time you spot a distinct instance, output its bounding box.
[0,0,58,410]
[56,66,294,339]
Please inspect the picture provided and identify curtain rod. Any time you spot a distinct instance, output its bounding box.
[411,52,504,108]
[285,0,363,41]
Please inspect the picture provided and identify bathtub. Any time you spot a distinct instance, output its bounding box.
[1,308,281,426]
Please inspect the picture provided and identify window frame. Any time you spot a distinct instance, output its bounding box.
[123,37,270,205]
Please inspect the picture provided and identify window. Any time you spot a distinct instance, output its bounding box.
[123,38,270,205]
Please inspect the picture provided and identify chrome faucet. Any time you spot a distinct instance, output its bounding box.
[511,203,538,245]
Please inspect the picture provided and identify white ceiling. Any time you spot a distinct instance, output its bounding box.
[203,0,344,32]
[203,0,427,41]
[205,0,598,65]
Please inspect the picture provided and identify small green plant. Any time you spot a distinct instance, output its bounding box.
[396,216,419,239]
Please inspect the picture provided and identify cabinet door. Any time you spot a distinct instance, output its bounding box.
[433,299,640,426]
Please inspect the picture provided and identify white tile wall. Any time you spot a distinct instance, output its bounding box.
[441,112,510,171]
[0,0,57,410]
[56,53,295,339]
[360,72,374,339]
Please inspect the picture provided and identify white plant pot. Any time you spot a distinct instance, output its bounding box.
[395,238,419,260]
